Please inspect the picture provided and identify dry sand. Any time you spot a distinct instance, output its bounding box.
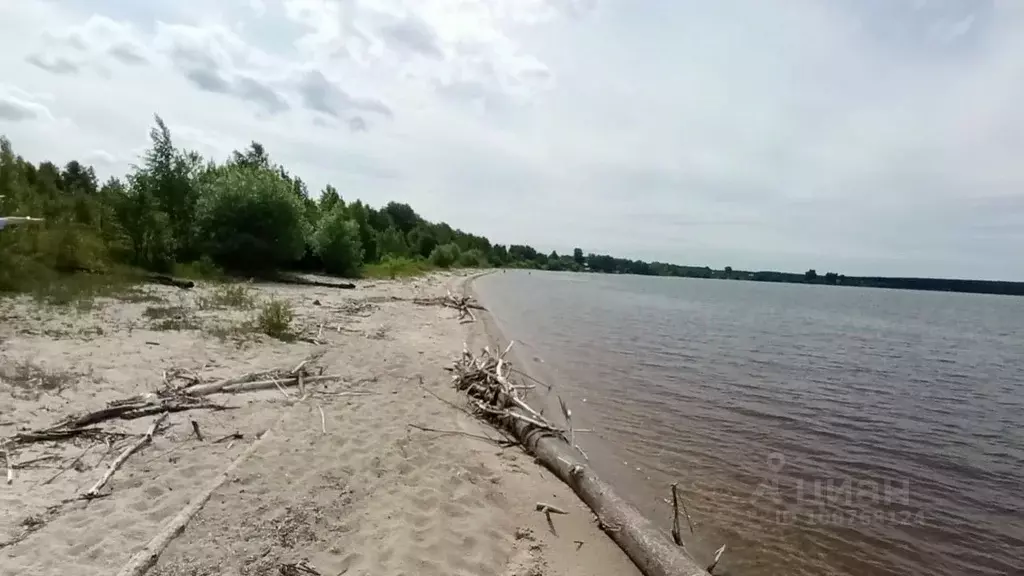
[0,271,641,576]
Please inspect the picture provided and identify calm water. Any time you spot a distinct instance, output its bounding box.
[474,271,1023,576]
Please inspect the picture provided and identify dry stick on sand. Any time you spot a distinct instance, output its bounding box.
[82,412,168,499]
[537,501,567,536]
[2,446,13,484]
[212,432,243,444]
[115,425,281,576]
[42,445,92,486]
[190,419,204,441]
[316,404,326,434]
[407,423,513,447]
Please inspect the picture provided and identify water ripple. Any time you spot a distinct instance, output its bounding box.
[476,271,1024,576]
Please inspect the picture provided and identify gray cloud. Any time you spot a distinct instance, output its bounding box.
[41,16,151,69]
[165,37,290,114]
[109,42,148,65]
[378,16,443,59]
[235,75,289,114]
[348,116,367,132]
[0,95,51,122]
[297,70,392,119]
[25,53,80,75]
[183,68,231,93]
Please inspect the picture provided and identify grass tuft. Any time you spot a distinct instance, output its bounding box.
[198,283,256,310]
[256,298,294,341]
[361,256,433,279]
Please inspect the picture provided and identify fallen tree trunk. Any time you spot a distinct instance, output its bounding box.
[512,422,708,576]
[451,346,711,576]
[147,274,195,289]
[271,274,356,290]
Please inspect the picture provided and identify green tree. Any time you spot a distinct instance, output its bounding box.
[195,164,307,273]
[230,141,271,170]
[377,226,409,258]
[429,243,460,268]
[130,115,205,261]
[490,244,509,266]
[573,247,585,266]
[383,202,421,235]
[804,269,818,282]
[319,184,342,214]
[111,181,174,271]
[407,223,437,259]
[313,206,363,276]
[344,200,379,264]
[458,248,488,268]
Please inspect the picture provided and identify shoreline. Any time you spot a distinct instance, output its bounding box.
[0,271,639,576]
[464,272,711,576]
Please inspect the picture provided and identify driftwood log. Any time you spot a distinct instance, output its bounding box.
[147,274,195,289]
[82,412,168,499]
[271,274,356,290]
[114,426,281,576]
[3,352,331,452]
[451,346,712,576]
[414,291,485,322]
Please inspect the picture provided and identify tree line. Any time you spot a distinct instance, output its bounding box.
[0,115,588,289]
[3,115,1022,297]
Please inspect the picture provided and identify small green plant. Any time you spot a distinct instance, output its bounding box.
[144,305,199,330]
[205,321,254,342]
[362,256,432,279]
[30,273,147,308]
[173,256,224,281]
[199,283,256,309]
[143,305,186,319]
[153,316,200,331]
[256,298,294,341]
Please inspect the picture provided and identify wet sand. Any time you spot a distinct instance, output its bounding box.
[0,272,639,576]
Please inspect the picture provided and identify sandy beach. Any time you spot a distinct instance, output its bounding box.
[0,271,640,576]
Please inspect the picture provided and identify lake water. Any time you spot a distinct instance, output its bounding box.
[473,270,1023,576]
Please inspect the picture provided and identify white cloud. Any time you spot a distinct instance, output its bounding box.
[0,85,55,122]
[84,149,118,165]
[1,0,1023,280]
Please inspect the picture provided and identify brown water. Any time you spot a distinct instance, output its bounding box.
[473,270,1024,576]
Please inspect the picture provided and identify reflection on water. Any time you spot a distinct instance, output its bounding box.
[474,270,1024,576]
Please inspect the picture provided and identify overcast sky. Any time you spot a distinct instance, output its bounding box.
[1,0,1022,280]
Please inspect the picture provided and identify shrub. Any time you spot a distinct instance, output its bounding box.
[195,165,307,273]
[199,283,255,309]
[313,207,363,277]
[457,248,488,268]
[256,298,294,340]
[429,243,460,268]
[173,256,224,280]
[362,256,431,279]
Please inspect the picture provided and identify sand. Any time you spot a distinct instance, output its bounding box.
[0,271,641,576]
